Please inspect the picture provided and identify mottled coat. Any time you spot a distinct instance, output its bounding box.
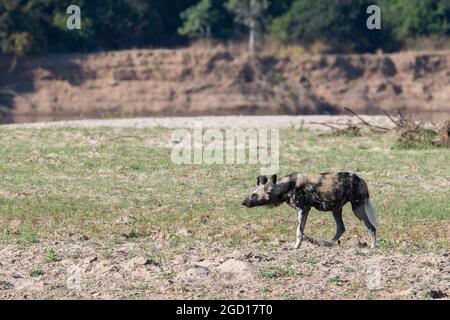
[242,172,377,249]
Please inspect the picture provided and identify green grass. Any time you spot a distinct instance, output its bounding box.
[327,276,347,285]
[19,221,39,246]
[259,268,297,278]
[0,126,448,250]
[30,269,45,277]
[297,257,318,265]
[44,247,60,263]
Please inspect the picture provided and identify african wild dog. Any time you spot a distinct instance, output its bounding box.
[241,172,377,249]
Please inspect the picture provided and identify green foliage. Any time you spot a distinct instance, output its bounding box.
[270,0,397,52]
[178,0,217,38]
[0,0,49,55]
[44,247,60,263]
[30,269,45,277]
[380,0,450,38]
[225,0,270,51]
[2,32,33,55]
[327,275,346,285]
[19,221,38,246]
[225,0,270,28]
[0,0,450,55]
[259,267,297,278]
[0,0,198,54]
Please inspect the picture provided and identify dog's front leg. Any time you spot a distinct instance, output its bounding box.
[294,208,309,249]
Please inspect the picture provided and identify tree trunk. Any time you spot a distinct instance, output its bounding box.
[249,24,255,55]
[249,0,256,55]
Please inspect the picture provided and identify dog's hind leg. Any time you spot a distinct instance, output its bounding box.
[352,198,377,248]
[363,218,377,248]
[303,209,344,247]
[293,208,309,249]
[330,208,345,243]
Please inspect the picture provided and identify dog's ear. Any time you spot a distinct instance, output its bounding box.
[269,174,277,185]
[257,175,268,185]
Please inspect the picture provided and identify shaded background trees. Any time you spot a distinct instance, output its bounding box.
[270,0,398,52]
[1,0,450,56]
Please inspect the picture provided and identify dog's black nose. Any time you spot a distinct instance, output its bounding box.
[241,200,248,206]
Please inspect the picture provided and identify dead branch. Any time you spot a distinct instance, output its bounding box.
[341,107,448,148]
[310,121,361,137]
[344,107,390,132]
[308,121,342,130]
[382,110,401,128]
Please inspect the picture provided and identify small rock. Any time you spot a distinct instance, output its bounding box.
[347,235,359,247]
[80,255,98,272]
[93,261,117,274]
[174,255,187,265]
[243,252,253,260]
[128,256,147,266]
[177,228,193,237]
[428,289,447,299]
[184,266,211,279]
[270,238,286,246]
[244,252,274,263]
[83,255,98,264]
[115,215,131,225]
[124,256,158,272]
[231,250,242,259]
[217,259,254,275]
[389,288,413,297]
[0,281,14,290]
[110,265,120,272]
[144,258,161,270]
[346,235,367,247]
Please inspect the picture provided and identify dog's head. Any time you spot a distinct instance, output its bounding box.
[241,174,277,208]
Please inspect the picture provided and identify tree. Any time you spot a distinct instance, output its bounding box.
[380,0,450,38]
[0,0,49,56]
[178,0,217,39]
[270,0,397,53]
[225,0,270,54]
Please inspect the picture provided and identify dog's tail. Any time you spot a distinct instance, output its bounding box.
[350,175,377,229]
[365,197,377,228]
[352,197,377,228]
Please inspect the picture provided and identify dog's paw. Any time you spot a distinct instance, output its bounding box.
[370,240,380,248]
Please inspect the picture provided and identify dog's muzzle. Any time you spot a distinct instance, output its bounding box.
[241,199,253,207]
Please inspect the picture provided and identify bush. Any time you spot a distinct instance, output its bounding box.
[381,0,450,38]
[270,0,398,53]
[1,0,450,55]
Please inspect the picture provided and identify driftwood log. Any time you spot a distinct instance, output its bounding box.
[311,107,449,148]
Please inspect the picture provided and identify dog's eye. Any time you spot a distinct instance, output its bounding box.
[251,194,258,200]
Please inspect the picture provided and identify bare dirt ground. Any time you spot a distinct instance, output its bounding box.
[0,238,448,300]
